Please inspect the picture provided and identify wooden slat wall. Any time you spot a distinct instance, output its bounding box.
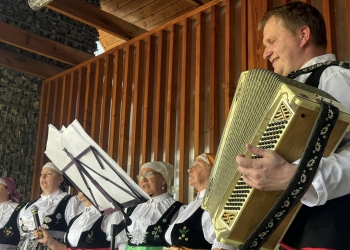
[32,0,350,202]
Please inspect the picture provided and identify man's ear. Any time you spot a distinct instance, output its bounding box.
[300,26,311,47]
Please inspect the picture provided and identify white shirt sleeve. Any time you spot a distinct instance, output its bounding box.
[64,195,85,224]
[299,64,350,206]
[103,211,128,249]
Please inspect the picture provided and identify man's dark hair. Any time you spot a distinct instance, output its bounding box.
[258,1,327,49]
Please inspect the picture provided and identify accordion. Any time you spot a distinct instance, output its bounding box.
[202,69,350,249]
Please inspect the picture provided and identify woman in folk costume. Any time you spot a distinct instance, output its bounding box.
[16,162,84,250]
[164,153,236,250]
[121,161,185,250]
[33,191,126,250]
[0,178,22,249]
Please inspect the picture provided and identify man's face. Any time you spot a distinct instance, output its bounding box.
[262,16,303,76]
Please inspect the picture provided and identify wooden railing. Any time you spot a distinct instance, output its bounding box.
[32,0,350,203]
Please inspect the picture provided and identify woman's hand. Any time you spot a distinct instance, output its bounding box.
[34,226,67,250]
[34,227,52,245]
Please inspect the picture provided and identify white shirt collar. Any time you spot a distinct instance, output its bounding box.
[0,200,12,209]
[147,192,170,204]
[41,189,61,201]
[194,189,206,200]
[300,54,336,69]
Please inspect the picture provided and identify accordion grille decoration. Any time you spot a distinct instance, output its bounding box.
[202,69,350,249]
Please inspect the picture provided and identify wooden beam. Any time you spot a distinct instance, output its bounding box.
[46,0,147,40]
[183,0,202,6]
[0,22,93,66]
[0,48,64,78]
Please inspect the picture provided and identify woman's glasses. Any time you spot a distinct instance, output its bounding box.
[136,171,160,181]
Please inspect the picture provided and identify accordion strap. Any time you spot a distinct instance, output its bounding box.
[287,60,350,80]
[239,101,340,250]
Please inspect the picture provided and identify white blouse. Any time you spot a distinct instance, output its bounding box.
[165,189,236,250]
[18,189,84,236]
[0,201,19,228]
[66,205,128,249]
[121,193,185,246]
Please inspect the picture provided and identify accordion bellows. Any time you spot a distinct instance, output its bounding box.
[202,69,350,249]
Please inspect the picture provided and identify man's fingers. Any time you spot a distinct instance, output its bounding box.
[246,143,267,157]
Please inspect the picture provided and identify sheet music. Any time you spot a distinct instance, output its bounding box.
[45,120,150,212]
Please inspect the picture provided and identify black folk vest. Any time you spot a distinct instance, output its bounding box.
[170,207,212,249]
[126,201,183,247]
[282,62,350,249]
[21,194,74,234]
[0,204,22,246]
[65,213,110,248]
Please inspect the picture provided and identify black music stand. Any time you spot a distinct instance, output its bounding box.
[45,120,149,249]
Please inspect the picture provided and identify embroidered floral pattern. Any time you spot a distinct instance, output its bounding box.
[178,226,189,241]
[86,231,94,244]
[55,213,62,224]
[127,231,148,245]
[152,225,162,239]
[43,217,52,223]
[3,227,14,238]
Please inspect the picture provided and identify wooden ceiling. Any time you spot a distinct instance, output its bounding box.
[98,0,212,50]
[0,0,213,78]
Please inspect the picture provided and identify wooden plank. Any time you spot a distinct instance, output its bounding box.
[91,59,105,142]
[100,54,114,152]
[225,0,237,119]
[179,18,192,203]
[121,0,187,25]
[47,0,147,40]
[0,22,93,66]
[51,78,62,127]
[183,0,202,6]
[83,63,96,135]
[209,5,220,153]
[76,67,88,125]
[130,40,145,180]
[31,83,49,199]
[102,0,134,11]
[247,0,268,69]
[134,1,195,30]
[153,30,168,161]
[0,48,64,79]
[108,50,124,161]
[346,0,350,57]
[165,24,180,164]
[194,12,206,158]
[67,70,79,125]
[60,74,71,126]
[142,35,156,164]
[240,0,247,72]
[109,0,164,20]
[119,45,134,171]
[322,0,336,54]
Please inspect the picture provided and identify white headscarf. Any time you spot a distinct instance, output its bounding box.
[42,162,62,175]
[140,161,178,195]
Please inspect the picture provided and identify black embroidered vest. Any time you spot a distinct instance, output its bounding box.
[126,201,183,246]
[170,207,212,249]
[0,204,22,245]
[282,62,350,249]
[21,195,74,233]
[65,214,110,248]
